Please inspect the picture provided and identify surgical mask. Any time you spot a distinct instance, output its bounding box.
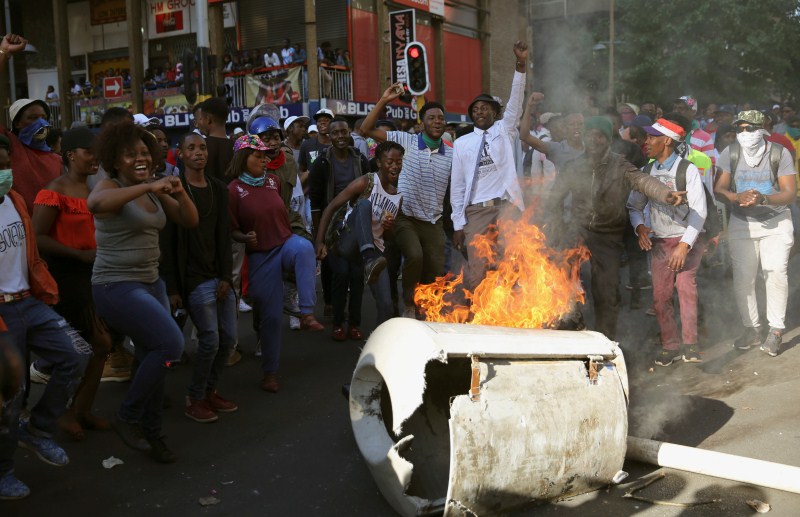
[18,118,52,151]
[0,169,13,197]
[786,127,800,140]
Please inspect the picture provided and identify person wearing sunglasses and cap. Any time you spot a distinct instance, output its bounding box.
[0,34,63,213]
[714,110,796,357]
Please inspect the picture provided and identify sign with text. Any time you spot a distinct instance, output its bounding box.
[90,0,126,25]
[147,0,235,40]
[389,9,415,86]
[392,0,444,16]
[103,76,124,98]
[327,99,419,121]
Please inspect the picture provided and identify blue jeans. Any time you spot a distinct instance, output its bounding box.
[0,297,86,474]
[92,279,184,437]
[336,199,392,326]
[186,279,237,399]
[249,234,317,374]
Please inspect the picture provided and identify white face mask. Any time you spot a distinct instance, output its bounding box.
[736,129,766,151]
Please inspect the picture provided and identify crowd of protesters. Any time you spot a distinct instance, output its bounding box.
[2,28,800,500]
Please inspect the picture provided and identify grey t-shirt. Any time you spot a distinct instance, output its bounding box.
[545,140,584,172]
[718,143,795,222]
[93,185,166,285]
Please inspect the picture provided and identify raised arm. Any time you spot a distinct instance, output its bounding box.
[519,92,549,154]
[500,41,528,136]
[361,83,403,143]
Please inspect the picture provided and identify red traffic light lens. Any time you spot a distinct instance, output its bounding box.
[408,47,420,59]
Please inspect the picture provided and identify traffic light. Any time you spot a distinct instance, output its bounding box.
[404,42,429,96]
[183,49,197,105]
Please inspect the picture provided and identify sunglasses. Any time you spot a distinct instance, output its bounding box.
[735,125,762,133]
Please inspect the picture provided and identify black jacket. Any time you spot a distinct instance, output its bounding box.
[160,173,233,300]
[308,146,370,213]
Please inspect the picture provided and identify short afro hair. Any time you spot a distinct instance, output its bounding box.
[93,121,162,178]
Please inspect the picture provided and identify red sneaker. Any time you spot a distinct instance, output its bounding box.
[205,391,238,412]
[184,397,218,423]
[331,326,346,341]
[348,326,363,341]
[300,314,324,332]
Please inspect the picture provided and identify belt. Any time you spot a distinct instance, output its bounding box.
[1,290,31,304]
[470,197,507,208]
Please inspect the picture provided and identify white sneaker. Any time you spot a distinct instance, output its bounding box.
[289,316,301,330]
[29,362,51,384]
[238,299,253,313]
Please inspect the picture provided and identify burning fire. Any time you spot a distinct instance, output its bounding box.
[414,208,590,328]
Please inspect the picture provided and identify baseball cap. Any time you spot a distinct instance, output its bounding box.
[307,124,318,134]
[624,114,653,128]
[313,108,334,121]
[233,134,268,153]
[772,104,781,110]
[676,96,698,112]
[283,115,310,131]
[617,102,639,115]
[61,127,95,152]
[9,98,51,127]
[643,118,686,141]
[733,110,765,126]
[133,113,160,127]
[539,112,561,125]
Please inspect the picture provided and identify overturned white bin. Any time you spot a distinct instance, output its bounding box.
[349,319,629,516]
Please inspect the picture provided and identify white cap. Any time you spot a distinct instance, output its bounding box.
[283,115,310,131]
[133,113,160,127]
[313,108,334,120]
[232,127,244,135]
[308,124,318,134]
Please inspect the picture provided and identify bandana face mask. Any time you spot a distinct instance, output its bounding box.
[0,168,13,197]
[18,118,52,151]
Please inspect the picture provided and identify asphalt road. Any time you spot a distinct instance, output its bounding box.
[5,254,800,516]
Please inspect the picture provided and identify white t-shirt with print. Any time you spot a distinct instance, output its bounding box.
[0,197,30,294]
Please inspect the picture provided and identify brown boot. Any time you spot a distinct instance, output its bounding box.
[261,374,280,393]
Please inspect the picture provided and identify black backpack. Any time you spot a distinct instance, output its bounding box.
[644,158,722,239]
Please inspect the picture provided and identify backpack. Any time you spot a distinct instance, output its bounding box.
[727,141,782,193]
[644,158,722,239]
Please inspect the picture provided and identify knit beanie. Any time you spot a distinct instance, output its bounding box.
[584,116,612,141]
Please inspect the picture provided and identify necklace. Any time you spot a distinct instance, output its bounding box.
[186,180,214,219]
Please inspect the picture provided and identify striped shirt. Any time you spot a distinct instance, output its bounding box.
[386,132,452,223]
[688,128,714,166]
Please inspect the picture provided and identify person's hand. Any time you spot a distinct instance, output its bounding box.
[168,294,183,313]
[77,249,97,264]
[381,82,403,103]
[150,176,176,194]
[527,92,544,107]
[216,280,231,300]
[513,40,528,62]
[167,175,184,196]
[667,242,690,272]
[1,34,27,55]
[315,242,328,260]
[736,189,761,207]
[665,190,687,206]
[635,224,653,251]
[453,230,465,251]
[381,212,395,231]
[244,231,257,248]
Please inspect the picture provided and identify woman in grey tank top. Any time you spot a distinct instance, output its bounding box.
[88,122,198,463]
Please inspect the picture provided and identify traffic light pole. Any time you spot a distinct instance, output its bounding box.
[195,0,211,98]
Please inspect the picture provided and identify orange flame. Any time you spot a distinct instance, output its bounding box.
[414,208,590,328]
